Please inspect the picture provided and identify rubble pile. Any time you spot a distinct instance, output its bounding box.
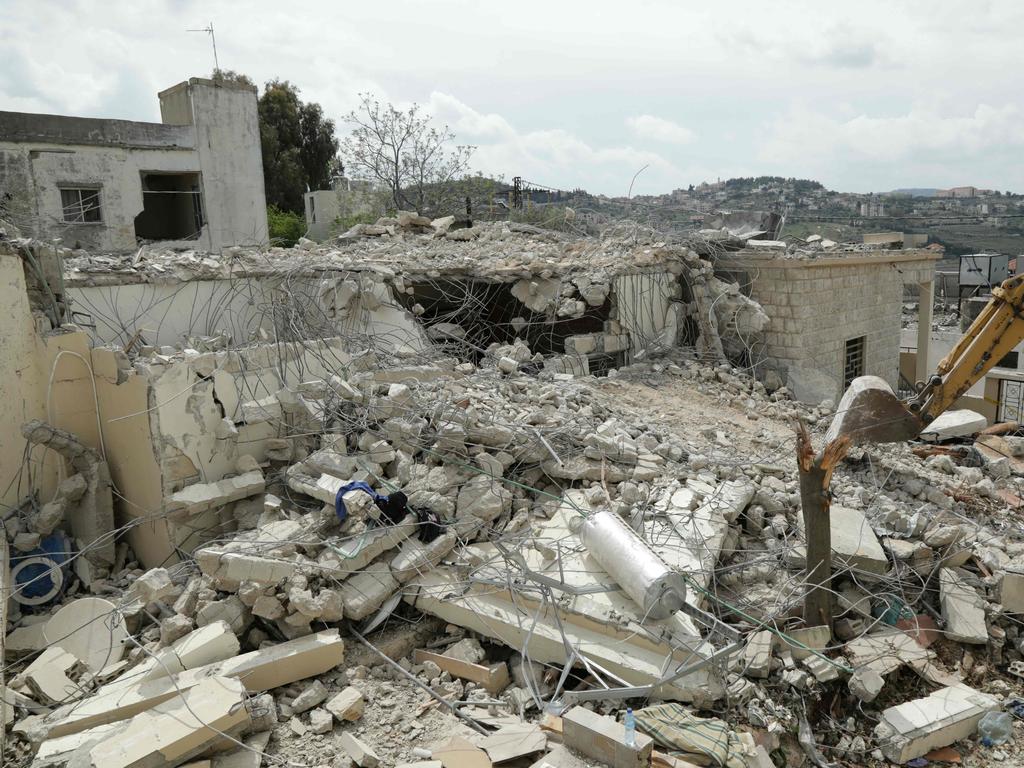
[4,221,1024,768]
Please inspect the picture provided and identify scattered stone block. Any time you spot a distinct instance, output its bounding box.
[196,595,252,635]
[848,668,884,703]
[776,625,830,661]
[290,680,328,713]
[874,684,999,763]
[742,631,773,679]
[340,562,399,621]
[562,706,652,768]
[325,686,364,722]
[939,569,988,644]
[308,707,333,734]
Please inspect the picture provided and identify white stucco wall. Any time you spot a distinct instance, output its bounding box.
[0,142,202,252]
[0,77,268,253]
[161,80,269,249]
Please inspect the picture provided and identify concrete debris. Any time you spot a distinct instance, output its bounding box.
[563,706,653,768]
[939,568,989,644]
[874,684,999,763]
[325,686,365,722]
[4,224,1021,768]
[920,409,989,442]
[86,676,250,768]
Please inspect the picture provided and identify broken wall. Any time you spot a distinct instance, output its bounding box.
[68,273,429,353]
[0,245,106,513]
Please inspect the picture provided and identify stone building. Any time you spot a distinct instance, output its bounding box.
[0,77,268,252]
[721,248,938,403]
[303,179,381,241]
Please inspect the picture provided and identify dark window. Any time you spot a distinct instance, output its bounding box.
[134,172,204,241]
[998,351,1020,369]
[844,336,866,388]
[60,187,102,223]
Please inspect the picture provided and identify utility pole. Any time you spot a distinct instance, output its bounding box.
[188,22,219,72]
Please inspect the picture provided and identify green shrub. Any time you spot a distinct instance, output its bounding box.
[267,205,306,247]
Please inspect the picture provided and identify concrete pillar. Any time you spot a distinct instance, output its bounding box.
[916,280,934,385]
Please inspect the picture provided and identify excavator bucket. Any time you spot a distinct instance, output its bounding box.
[824,375,924,445]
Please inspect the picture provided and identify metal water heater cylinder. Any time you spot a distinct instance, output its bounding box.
[578,509,687,620]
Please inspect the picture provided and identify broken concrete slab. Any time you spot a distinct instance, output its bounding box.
[481,723,547,763]
[340,731,380,768]
[113,620,240,685]
[87,676,250,768]
[563,706,652,768]
[166,471,265,518]
[433,735,492,768]
[340,562,399,621]
[42,630,344,739]
[194,548,298,586]
[408,567,723,704]
[13,646,80,705]
[940,569,988,644]
[874,684,999,763]
[1000,569,1024,613]
[793,504,888,576]
[4,621,49,658]
[845,629,935,677]
[920,409,988,442]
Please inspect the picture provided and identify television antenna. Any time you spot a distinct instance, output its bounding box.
[187,22,219,72]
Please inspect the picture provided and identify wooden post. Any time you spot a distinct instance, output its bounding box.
[796,422,849,630]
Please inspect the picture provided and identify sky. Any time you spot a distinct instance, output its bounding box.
[2,0,1023,197]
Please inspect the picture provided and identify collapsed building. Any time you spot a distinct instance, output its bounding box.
[0,215,1022,768]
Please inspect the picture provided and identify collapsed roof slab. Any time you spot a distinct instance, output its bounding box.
[406,569,724,705]
[404,479,751,706]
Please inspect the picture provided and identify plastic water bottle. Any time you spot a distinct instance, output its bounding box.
[623,707,637,748]
[978,711,1013,746]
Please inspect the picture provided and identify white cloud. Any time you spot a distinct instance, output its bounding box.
[762,104,1024,165]
[427,92,678,195]
[625,115,695,145]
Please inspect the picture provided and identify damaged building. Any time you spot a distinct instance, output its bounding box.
[1,211,1022,768]
[0,77,268,252]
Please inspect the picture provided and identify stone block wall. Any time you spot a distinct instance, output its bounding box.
[733,254,935,402]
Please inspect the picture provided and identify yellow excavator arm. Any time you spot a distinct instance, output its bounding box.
[910,273,1024,424]
[829,273,1024,445]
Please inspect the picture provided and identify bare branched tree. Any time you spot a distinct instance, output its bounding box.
[341,93,475,214]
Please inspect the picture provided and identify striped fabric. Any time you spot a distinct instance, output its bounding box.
[634,704,754,768]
